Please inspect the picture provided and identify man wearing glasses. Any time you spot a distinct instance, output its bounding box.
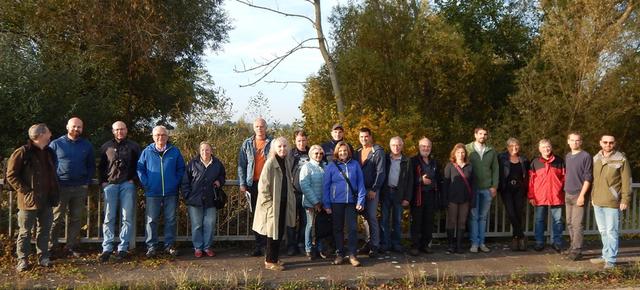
[137,125,185,258]
[590,135,632,269]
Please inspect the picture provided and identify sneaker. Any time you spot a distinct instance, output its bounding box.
[115,251,128,260]
[590,258,605,264]
[146,248,157,258]
[194,249,203,258]
[551,244,563,254]
[165,247,178,256]
[264,261,284,271]
[349,255,361,267]
[251,248,263,257]
[470,245,479,253]
[604,262,615,269]
[306,252,313,260]
[368,249,378,258]
[16,259,29,272]
[38,257,52,267]
[318,251,327,259]
[479,244,490,253]
[445,247,454,255]
[332,255,344,265]
[567,252,582,261]
[205,248,216,257]
[534,244,544,252]
[98,252,111,263]
[357,245,370,256]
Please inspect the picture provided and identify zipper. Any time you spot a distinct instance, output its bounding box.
[344,163,350,203]
[160,148,169,196]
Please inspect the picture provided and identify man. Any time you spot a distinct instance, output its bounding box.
[589,135,632,269]
[380,137,414,254]
[355,127,385,257]
[7,124,60,271]
[137,125,185,257]
[409,137,441,256]
[238,117,272,256]
[564,132,592,261]
[465,127,499,253]
[97,121,141,262]
[321,124,353,163]
[286,130,310,256]
[528,139,566,253]
[49,117,95,258]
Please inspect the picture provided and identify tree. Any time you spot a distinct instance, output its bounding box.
[0,0,231,155]
[509,0,639,163]
[234,0,346,121]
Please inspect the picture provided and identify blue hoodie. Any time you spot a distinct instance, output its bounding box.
[49,135,95,186]
[137,143,186,197]
[322,159,366,209]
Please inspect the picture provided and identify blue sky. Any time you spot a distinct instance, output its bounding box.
[204,0,342,124]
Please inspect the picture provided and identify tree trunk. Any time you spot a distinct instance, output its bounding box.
[314,0,345,122]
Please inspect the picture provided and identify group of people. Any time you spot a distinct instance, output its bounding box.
[5,117,632,273]
[6,118,226,272]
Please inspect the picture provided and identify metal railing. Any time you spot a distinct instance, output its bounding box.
[1,179,639,249]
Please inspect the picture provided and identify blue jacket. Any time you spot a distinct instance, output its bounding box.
[355,144,386,192]
[322,159,366,208]
[181,156,226,208]
[137,143,186,197]
[300,159,325,208]
[49,135,95,186]
[237,135,272,187]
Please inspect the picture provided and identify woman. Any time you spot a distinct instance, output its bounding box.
[443,143,474,254]
[180,142,226,258]
[323,141,366,267]
[498,138,529,251]
[299,145,326,259]
[252,137,297,271]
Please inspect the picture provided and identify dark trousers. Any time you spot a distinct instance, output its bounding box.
[410,191,436,249]
[249,183,266,249]
[332,203,358,256]
[501,187,526,238]
[286,193,306,250]
[266,193,287,263]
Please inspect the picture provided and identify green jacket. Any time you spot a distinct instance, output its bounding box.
[592,150,632,208]
[465,142,499,190]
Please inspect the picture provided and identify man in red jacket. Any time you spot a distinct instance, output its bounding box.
[528,139,566,253]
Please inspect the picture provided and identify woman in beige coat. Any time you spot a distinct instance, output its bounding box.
[252,137,296,270]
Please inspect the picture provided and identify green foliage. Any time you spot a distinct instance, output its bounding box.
[0,0,230,157]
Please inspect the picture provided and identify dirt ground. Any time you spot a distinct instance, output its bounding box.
[2,239,640,289]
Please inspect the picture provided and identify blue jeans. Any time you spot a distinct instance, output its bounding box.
[363,190,381,249]
[469,189,492,246]
[304,208,325,253]
[332,203,358,256]
[145,196,177,250]
[381,190,403,250]
[593,205,620,264]
[188,206,217,250]
[534,205,564,246]
[102,182,136,253]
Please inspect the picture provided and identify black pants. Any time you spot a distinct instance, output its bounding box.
[266,189,288,263]
[501,186,526,238]
[410,191,436,249]
[249,183,266,249]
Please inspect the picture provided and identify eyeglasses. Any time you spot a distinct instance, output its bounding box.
[602,141,615,145]
[153,134,167,137]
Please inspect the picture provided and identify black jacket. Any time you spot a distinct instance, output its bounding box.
[443,162,474,204]
[355,144,386,192]
[381,154,414,203]
[98,138,141,184]
[180,156,226,208]
[410,155,443,207]
[497,152,529,194]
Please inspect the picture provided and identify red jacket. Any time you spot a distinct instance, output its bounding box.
[528,154,565,206]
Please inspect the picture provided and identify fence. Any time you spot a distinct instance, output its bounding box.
[1,179,639,250]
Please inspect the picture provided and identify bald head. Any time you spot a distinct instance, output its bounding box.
[66,117,84,140]
[112,121,128,141]
[253,118,267,140]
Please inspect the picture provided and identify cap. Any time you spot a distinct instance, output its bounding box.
[331,123,344,131]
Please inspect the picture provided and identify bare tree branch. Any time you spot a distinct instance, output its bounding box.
[265,79,308,89]
[235,0,316,26]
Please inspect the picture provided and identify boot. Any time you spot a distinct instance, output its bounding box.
[455,229,465,254]
[518,236,527,251]
[445,230,455,254]
[511,237,519,251]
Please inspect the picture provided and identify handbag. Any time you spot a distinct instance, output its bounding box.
[314,210,333,240]
[213,187,227,209]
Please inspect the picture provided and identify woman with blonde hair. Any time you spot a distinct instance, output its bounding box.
[252,137,297,270]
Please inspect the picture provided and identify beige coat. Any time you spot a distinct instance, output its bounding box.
[252,156,296,239]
